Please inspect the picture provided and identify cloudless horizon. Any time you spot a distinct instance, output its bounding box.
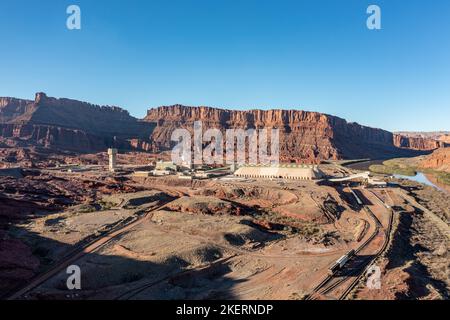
[1,0,449,131]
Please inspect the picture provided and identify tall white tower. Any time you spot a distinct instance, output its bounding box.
[108,148,118,172]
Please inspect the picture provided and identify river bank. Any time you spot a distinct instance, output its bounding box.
[344,157,450,192]
[424,173,450,193]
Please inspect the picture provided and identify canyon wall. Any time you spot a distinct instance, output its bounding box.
[394,131,449,149]
[0,93,155,152]
[393,134,445,151]
[0,97,34,123]
[144,105,431,162]
[1,94,444,161]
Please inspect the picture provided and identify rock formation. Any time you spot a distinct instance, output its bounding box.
[438,134,450,144]
[1,94,445,161]
[144,105,435,162]
[420,147,450,172]
[393,134,445,150]
[395,131,450,144]
[0,93,155,152]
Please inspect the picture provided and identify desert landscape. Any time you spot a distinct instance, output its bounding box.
[0,93,448,300]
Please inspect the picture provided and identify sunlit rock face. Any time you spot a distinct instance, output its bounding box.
[144,105,433,162]
[0,93,155,152]
[0,93,442,159]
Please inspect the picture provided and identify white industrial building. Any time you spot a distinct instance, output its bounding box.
[234,164,324,180]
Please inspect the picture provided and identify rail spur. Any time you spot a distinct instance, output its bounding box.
[306,188,394,300]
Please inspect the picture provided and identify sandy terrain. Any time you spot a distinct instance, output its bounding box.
[1,151,448,300]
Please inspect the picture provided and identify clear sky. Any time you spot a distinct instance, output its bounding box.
[0,0,449,131]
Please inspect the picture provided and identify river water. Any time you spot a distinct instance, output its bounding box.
[345,160,446,192]
[393,172,445,192]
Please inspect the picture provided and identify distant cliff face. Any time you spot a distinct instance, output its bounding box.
[393,134,445,151]
[393,131,449,149]
[144,105,431,162]
[0,93,155,152]
[0,97,34,122]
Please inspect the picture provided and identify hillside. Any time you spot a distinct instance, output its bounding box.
[420,147,450,173]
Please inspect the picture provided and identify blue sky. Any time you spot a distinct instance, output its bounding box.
[0,0,449,131]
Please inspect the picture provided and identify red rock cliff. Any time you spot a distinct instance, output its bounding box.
[393,134,445,150]
[144,105,428,162]
[420,147,450,172]
[2,95,442,160]
[0,97,34,122]
[0,93,155,152]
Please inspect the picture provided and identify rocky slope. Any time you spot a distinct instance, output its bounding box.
[144,105,434,162]
[438,135,450,144]
[0,93,155,152]
[420,147,450,172]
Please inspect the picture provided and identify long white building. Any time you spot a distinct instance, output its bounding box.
[234,164,324,180]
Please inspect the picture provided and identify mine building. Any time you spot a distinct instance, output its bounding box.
[108,148,118,172]
[155,161,178,172]
[328,172,387,188]
[234,164,324,180]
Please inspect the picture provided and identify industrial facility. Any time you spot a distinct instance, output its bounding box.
[233,164,324,180]
[328,172,387,187]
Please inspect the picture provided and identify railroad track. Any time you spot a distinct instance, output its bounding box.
[368,189,391,209]
[306,188,394,300]
[338,206,394,300]
[384,190,396,208]
[306,210,380,300]
[5,201,173,300]
[337,188,395,299]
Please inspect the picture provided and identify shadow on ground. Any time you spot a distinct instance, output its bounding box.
[385,209,449,299]
[1,222,247,300]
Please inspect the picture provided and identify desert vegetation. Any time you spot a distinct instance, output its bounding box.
[369,158,418,176]
[370,157,450,186]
